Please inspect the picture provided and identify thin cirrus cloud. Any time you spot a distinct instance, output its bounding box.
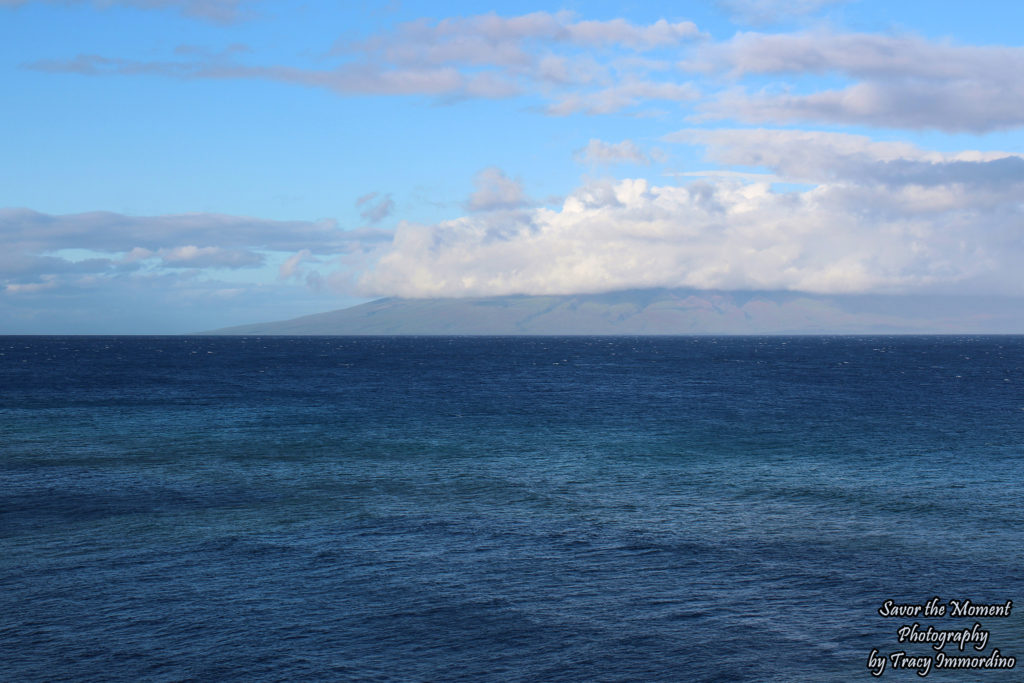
[23,11,1024,132]
[575,139,653,165]
[545,80,700,115]
[0,208,392,295]
[664,128,1023,184]
[344,12,702,62]
[356,193,395,224]
[360,132,1024,299]
[715,0,848,25]
[24,11,704,115]
[0,0,249,23]
[0,208,350,253]
[28,55,518,98]
[157,245,264,268]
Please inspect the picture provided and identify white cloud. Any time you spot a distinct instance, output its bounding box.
[575,139,653,165]
[352,12,701,59]
[279,248,315,280]
[564,18,702,49]
[690,31,1024,132]
[362,135,1024,299]
[716,0,847,25]
[4,276,58,294]
[547,80,699,115]
[356,192,395,223]
[27,11,703,115]
[0,208,350,253]
[158,245,263,268]
[665,128,1019,181]
[19,8,1024,132]
[0,208,389,298]
[466,167,529,212]
[1,0,248,23]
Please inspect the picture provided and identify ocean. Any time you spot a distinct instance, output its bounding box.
[2,335,1023,681]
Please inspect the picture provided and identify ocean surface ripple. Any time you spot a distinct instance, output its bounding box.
[2,336,1023,681]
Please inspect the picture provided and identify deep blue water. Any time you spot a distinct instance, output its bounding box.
[2,335,1023,681]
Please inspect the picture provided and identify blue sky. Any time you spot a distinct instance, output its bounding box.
[2,0,1024,332]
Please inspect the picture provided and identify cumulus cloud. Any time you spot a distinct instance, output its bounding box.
[467,167,530,212]
[361,134,1024,299]
[690,31,1024,132]
[575,139,653,165]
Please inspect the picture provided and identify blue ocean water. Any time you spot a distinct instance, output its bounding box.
[2,335,1023,681]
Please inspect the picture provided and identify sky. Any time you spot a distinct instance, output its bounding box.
[2,0,1024,333]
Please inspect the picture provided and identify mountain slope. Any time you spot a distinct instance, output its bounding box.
[203,289,1024,335]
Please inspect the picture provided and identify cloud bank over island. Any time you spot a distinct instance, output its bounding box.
[3,1,1024,332]
[363,131,1024,300]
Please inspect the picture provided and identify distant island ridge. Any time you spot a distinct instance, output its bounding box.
[203,289,1024,335]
